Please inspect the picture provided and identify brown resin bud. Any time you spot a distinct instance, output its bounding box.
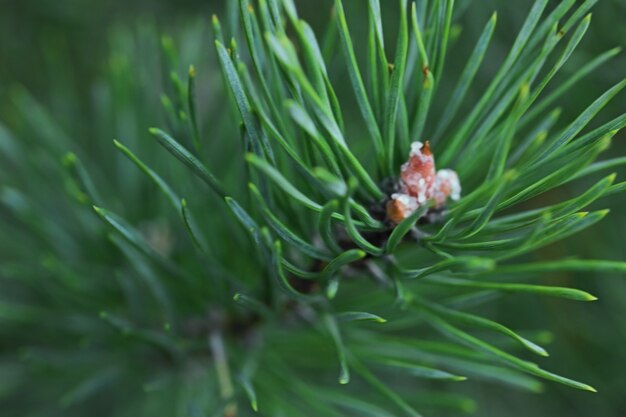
[400,141,436,205]
[432,169,461,208]
[387,141,461,224]
[386,193,419,225]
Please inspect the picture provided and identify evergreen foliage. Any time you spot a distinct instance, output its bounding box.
[1,0,625,416]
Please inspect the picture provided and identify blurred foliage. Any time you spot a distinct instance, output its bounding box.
[1,0,625,416]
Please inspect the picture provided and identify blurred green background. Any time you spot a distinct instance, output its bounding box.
[1,0,625,416]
